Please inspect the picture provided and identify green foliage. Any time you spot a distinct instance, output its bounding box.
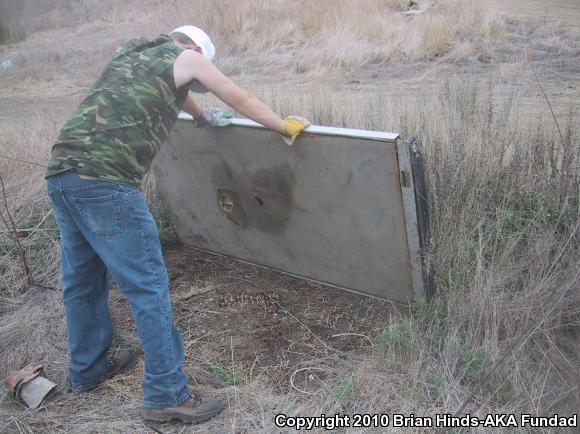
[333,375,357,400]
[411,296,447,352]
[501,188,575,237]
[458,346,491,384]
[426,370,447,404]
[0,235,12,255]
[26,245,49,268]
[376,318,413,368]
[0,208,59,259]
[456,342,516,403]
[150,198,177,247]
[399,382,426,403]
[491,187,576,258]
[207,362,245,386]
[0,21,26,45]
[444,187,577,292]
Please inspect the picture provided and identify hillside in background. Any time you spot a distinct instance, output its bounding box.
[0,1,578,432]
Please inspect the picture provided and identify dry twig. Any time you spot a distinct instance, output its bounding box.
[331,333,374,347]
[0,174,35,288]
[529,60,566,148]
[289,367,326,395]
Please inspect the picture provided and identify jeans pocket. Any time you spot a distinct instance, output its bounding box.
[73,193,123,237]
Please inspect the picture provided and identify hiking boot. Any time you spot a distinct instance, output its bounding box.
[71,348,135,392]
[104,348,135,380]
[142,394,223,424]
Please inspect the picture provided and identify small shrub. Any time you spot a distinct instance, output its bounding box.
[458,346,491,384]
[499,189,575,238]
[207,362,245,386]
[376,318,413,368]
[412,296,447,352]
[426,369,446,404]
[150,197,177,248]
[0,235,13,255]
[0,21,26,44]
[478,188,577,273]
[399,382,427,403]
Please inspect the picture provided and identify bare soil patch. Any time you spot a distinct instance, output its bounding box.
[156,247,394,393]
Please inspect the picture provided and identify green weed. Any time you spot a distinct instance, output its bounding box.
[426,370,446,404]
[0,235,13,255]
[207,362,245,386]
[399,382,426,404]
[458,346,491,384]
[333,375,357,400]
[0,21,26,44]
[150,198,177,247]
[376,318,413,368]
[491,189,575,253]
[458,343,518,406]
[412,296,447,353]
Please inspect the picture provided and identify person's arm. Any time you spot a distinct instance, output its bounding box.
[174,50,286,134]
[182,91,203,119]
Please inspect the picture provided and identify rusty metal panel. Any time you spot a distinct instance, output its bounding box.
[153,116,426,303]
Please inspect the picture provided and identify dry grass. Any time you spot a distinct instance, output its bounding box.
[237,75,580,423]
[0,0,579,432]
[2,0,578,84]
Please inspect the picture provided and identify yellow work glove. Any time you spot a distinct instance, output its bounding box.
[282,116,311,146]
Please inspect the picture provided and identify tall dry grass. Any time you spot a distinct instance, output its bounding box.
[2,0,577,91]
[254,78,580,424]
[1,76,578,431]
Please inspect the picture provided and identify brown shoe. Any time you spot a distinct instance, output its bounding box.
[142,394,223,424]
[71,348,135,392]
[104,348,135,380]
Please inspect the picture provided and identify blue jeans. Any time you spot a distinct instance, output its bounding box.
[46,171,191,409]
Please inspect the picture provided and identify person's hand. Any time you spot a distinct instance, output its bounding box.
[282,116,310,145]
[194,108,234,127]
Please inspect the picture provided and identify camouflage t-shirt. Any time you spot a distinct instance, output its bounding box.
[46,35,188,187]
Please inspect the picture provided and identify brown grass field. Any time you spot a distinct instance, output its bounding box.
[0,0,578,432]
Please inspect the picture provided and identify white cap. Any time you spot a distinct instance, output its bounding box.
[170,25,215,61]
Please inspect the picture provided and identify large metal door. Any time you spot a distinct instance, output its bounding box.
[153,116,429,303]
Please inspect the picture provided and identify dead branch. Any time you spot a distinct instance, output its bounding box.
[289,367,326,395]
[0,174,35,288]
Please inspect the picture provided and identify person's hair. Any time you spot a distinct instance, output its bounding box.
[170,32,195,45]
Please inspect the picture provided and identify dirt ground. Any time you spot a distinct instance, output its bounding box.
[138,248,395,393]
[489,0,580,28]
[0,244,399,432]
